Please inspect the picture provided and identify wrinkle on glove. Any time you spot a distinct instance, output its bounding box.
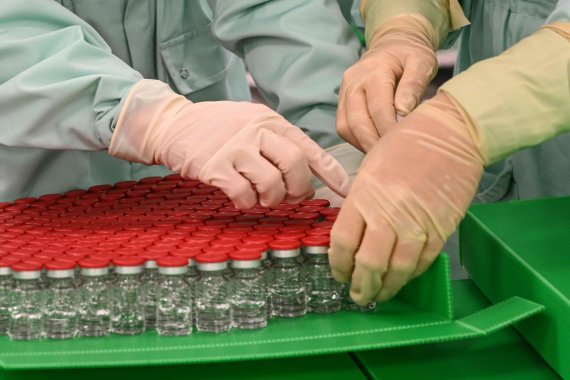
[110,79,350,209]
[330,92,484,305]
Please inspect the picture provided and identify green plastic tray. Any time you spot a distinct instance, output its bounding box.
[460,197,570,379]
[0,254,543,370]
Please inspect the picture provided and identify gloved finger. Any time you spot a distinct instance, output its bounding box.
[345,87,383,153]
[365,76,398,136]
[283,127,351,198]
[394,57,437,116]
[412,231,444,279]
[336,86,366,152]
[350,218,396,305]
[374,233,425,302]
[329,197,365,282]
[259,131,314,204]
[199,166,258,210]
[234,150,288,208]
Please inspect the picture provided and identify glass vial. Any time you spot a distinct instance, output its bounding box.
[268,240,307,318]
[8,262,45,340]
[156,256,191,336]
[77,258,112,337]
[110,256,145,335]
[44,260,78,339]
[229,250,267,330]
[302,236,340,314]
[195,253,231,333]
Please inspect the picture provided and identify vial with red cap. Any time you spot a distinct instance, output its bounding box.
[229,250,267,330]
[156,256,191,336]
[44,260,78,339]
[110,256,145,335]
[268,240,307,318]
[0,258,15,335]
[139,252,167,330]
[77,258,111,337]
[8,262,45,340]
[194,253,231,333]
[302,236,340,314]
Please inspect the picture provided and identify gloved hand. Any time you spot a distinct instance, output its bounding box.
[329,92,484,305]
[109,79,351,209]
[336,21,438,153]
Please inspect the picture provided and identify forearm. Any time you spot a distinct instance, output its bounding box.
[0,0,142,151]
[441,24,570,164]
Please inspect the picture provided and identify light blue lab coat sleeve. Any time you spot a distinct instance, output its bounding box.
[0,0,142,151]
[546,0,570,23]
[207,0,362,148]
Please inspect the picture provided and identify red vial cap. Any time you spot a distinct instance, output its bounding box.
[138,176,163,184]
[295,205,324,214]
[13,197,37,205]
[302,235,330,247]
[265,210,293,218]
[138,251,168,261]
[222,227,252,234]
[243,235,274,244]
[271,203,298,211]
[202,246,233,255]
[170,248,202,258]
[163,174,183,182]
[301,199,330,208]
[279,225,311,233]
[45,260,76,271]
[312,221,334,229]
[11,262,42,272]
[289,212,320,220]
[78,258,109,269]
[0,257,20,267]
[319,207,340,217]
[112,256,145,267]
[114,181,138,189]
[268,240,301,250]
[179,241,209,250]
[229,250,262,261]
[217,233,247,240]
[195,253,228,264]
[88,184,114,193]
[275,232,305,241]
[210,239,240,247]
[305,228,331,236]
[237,243,268,252]
[156,256,188,268]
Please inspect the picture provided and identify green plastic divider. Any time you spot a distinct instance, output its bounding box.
[460,197,570,380]
[0,254,543,370]
[355,280,559,380]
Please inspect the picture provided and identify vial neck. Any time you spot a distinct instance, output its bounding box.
[273,257,299,267]
[199,269,226,277]
[232,267,259,278]
[307,254,329,264]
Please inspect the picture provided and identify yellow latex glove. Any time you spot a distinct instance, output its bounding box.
[337,0,468,153]
[109,80,351,209]
[330,92,484,304]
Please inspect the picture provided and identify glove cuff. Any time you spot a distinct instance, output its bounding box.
[440,26,570,164]
[109,79,188,165]
[362,0,469,50]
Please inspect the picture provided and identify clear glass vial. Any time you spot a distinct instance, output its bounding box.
[156,256,192,336]
[194,253,231,333]
[110,256,145,335]
[302,236,340,314]
[8,262,45,340]
[77,258,112,337]
[44,260,78,339]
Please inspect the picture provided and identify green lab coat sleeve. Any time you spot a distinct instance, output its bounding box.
[207,0,362,148]
[0,0,142,151]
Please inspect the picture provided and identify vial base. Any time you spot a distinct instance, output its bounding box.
[232,304,267,330]
[196,308,231,333]
[8,315,44,341]
[157,317,193,336]
[270,290,307,318]
[111,316,145,335]
[45,318,77,339]
[79,318,111,337]
[343,301,377,312]
[308,291,341,314]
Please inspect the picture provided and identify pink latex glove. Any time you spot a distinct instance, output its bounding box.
[109,80,351,209]
[330,92,484,305]
[336,28,437,153]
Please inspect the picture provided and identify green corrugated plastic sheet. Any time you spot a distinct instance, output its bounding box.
[356,280,559,380]
[0,254,543,371]
[460,196,570,380]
